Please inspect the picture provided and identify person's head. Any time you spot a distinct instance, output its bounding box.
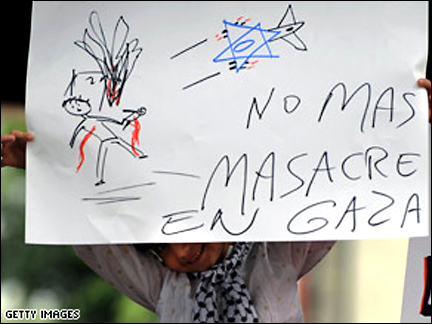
[136,243,232,273]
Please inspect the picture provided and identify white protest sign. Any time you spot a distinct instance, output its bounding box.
[26,1,429,244]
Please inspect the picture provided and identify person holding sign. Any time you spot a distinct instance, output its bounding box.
[1,78,431,323]
[1,130,34,169]
[418,78,431,122]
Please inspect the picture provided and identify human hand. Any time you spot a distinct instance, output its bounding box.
[1,131,34,169]
[418,78,431,123]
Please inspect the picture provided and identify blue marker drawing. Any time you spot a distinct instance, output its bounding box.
[171,3,307,90]
[213,21,281,73]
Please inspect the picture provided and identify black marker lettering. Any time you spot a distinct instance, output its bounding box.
[397,92,416,128]
[246,87,276,129]
[372,87,395,128]
[318,82,372,133]
[365,146,389,180]
[341,152,363,181]
[252,152,276,202]
[368,191,394,227]
[401,193,421,228]
[210,208,259,236]
[306,151,335,197]
[161,210,204,236]
[335,196,366,233]
[280,153,308,199]
[396,153,421,178]
[283,94,301,114]
[201,154,248,215]
[287,200,335,235]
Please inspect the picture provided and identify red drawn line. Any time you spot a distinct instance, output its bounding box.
[76,126,96,173]
[130,118,141,157]
[236,16,251,24]
[420,257,429,315]
[248,60,259,69]
[107,79,121,105]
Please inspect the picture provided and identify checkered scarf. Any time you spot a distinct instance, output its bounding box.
[188,242,259,323]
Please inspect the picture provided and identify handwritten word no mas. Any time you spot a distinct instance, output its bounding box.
[247,82,417,132]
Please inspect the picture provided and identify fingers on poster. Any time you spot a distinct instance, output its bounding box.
[171,4,307,90]
[63,3,305,191]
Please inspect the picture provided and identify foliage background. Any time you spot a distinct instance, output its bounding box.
[1,113,158,323]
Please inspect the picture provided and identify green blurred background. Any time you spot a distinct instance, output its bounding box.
[1,112,157,323]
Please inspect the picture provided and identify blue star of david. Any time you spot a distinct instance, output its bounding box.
[213,20,281,73]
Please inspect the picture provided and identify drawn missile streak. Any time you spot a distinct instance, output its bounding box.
[182,72,221,91]
[82,182,156,205]
[82,196,142,205]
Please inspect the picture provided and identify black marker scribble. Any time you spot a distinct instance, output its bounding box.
[153,171,201,180]
[63,11,149,186]
[66,11,143,109]
[195,148,424,238]
[317,82,418,133]
[82,196,142,205]
[182,72,221,91]
[170,38,208,60]
[82,182,155,205]
[161,210,205,235]
[96,182,157,195]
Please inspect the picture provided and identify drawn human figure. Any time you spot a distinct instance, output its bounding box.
[62,11,148,186]
[63,97,147,186]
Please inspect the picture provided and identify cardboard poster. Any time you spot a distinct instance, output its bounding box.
[26,1,429,244]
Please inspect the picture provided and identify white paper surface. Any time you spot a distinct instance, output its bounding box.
[26,1,430,244]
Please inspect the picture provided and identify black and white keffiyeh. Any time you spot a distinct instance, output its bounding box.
[188,242,259,323]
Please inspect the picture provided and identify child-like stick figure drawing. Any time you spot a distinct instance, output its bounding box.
[63,97,147,186]
[63,11,148,186]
